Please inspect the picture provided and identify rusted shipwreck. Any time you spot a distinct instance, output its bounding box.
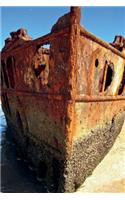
[1,7,125,192]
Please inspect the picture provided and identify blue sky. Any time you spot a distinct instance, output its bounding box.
[1,6,125,49]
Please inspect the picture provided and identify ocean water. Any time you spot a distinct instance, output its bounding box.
[0,104,49,193]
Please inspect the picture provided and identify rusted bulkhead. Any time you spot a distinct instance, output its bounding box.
[1,7,125,192]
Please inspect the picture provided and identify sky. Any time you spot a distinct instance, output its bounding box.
[1,6,125,50]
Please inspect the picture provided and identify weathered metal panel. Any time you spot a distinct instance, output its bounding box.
[1,7,125,192]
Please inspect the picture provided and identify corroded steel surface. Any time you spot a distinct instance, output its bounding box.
[1,7,125,192]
